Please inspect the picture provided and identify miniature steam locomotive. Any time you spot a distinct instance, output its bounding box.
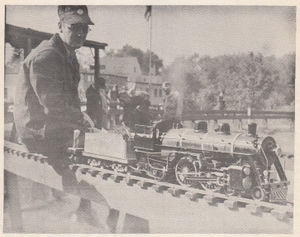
[69,120,289,203]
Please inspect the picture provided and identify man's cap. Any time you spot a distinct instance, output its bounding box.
[58,5,94,25]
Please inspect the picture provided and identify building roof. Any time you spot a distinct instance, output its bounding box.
[81,70,128,80]
[100,56,141,76]
[135,74,163,84]
[5,24,108,50]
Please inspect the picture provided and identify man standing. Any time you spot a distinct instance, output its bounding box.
[155,82,183,133]
[14,5,93,175]
[162,81,182,119]
[99,81,109,129]
[118,85,133,127]
[86,77,106,129]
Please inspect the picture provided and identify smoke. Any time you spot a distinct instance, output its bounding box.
[166,57,187,96]
[163,57,191,116]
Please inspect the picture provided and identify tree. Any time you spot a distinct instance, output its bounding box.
[163,52,295,112]
[108,44,164,75]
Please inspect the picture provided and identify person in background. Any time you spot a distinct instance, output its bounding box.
[157,81,183,133]
[86,77,106,129]
[134,91,151,126]
[118,85,133,127]
[108,85,120,127]
[124,89,152,130]
[99,80,110,129]
[161,81,182,119]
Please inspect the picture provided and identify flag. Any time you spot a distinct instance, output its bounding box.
[144,6,152,21]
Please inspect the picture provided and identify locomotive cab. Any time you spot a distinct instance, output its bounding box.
[134,124,160,151]
[133,119,181,152]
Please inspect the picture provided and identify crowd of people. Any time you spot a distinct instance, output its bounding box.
[85,78,157,131]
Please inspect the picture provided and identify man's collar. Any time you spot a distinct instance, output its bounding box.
[56,34,76,58]
[52,34,76,59]
[62,41,76,58]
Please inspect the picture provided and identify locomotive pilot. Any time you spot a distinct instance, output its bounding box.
[13,5,111,230]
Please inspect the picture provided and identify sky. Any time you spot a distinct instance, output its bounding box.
[5,5,296,66]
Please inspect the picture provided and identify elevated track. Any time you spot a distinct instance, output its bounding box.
[4,141,293,233]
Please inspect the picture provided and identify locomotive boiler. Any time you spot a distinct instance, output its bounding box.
[70,120,289,203]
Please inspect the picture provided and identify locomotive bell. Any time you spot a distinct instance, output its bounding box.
[248,123,257,137]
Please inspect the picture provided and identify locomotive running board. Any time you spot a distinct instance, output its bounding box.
[81,151,136,164]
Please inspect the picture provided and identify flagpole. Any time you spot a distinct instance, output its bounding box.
[148,7,152,89]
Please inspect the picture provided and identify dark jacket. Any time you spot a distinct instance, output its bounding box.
[121,94,151,130]
[86,85,103,129]
[14,34,86,144]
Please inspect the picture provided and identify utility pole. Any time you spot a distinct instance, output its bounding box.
[148,7,153,90]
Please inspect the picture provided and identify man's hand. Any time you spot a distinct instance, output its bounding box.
[81,119,91,130]
[81,112,95,130]
[88,127,101,133]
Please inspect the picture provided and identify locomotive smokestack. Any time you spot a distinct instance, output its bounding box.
[248,123,257,137]
[195,121,208,133]
[221,123,230,135]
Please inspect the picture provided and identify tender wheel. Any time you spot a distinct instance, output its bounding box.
[175,156,197,186]
[251,186,266,201]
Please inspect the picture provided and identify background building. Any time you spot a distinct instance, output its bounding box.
[100,56,163,105]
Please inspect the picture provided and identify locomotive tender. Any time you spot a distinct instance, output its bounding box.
[70,120,289,203]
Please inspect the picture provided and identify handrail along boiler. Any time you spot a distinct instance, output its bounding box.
[70,120,289,203]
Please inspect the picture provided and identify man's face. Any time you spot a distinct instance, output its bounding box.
[60,22,89,48]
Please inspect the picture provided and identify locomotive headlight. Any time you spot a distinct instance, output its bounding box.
[242,166,251,176]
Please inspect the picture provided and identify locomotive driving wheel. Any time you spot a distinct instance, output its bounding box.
[175,156,198,186]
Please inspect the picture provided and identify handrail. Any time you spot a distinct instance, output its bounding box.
[148,109,294,121]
